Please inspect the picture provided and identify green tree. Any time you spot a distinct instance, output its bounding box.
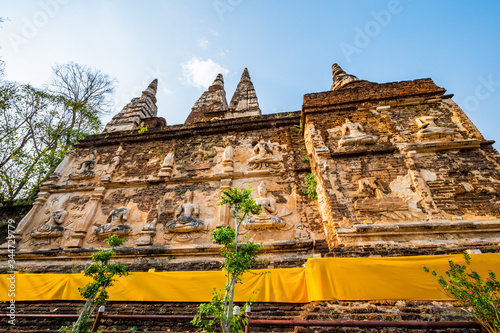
[423,253,500,333]
[0,62,115,205]
[61,235,129,333]
[192,187,262,333]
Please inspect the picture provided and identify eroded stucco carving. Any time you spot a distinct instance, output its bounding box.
[415,116,455,139]
[222,146,235,173]
[338,119,377,147]
[68,151,96,181]
[93,207,131,238]
[242,182,286,230]
[166,191,204,233]
[354,176,423,221]
[247,140,283,170]
[158,152,175,177]
[30,209,68,240]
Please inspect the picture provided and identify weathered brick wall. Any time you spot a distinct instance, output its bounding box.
[0,300,479,332]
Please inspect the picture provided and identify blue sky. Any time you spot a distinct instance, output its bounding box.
[1,0,500,146]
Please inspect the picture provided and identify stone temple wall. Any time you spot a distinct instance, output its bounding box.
[2,64,500,271]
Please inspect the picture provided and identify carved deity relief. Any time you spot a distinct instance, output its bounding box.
[30,209,68,239]
[242,182,287,230]
[158,152,175,177]
[68,150,96,181]
[247,140,283,171]
[135,200,160,247]
[294,223,312,241]
[93,207,131,238]
[186,145,213,171]
[163,190,206,242]
[415,116,455,139]
[101,145,125,182]
[165,191,204,233]
[338,119,378,147]
[354,176,423,221]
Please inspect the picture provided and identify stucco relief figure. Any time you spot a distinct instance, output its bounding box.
[247,140,283,170]
[415,116,455,139]
[165,191,204,233]
[242,182,286,230]
[158,152,175,178]
[93,207,130,237]
[338,119,378,147]
[222,145,235,172]
[30,209,68,239]
[68,151,96,180]
[135,202,160,246]
[294,223,311,241]
[186,146,213,171]
[354,178,421,221]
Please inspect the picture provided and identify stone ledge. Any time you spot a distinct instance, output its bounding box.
[337,219,500,246]
[339,219,500,234]
[400,139,482,155]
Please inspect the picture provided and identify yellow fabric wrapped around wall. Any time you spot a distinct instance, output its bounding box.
[1,254,498,302]
[305,253,500,301]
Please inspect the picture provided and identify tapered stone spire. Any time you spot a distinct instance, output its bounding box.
[142,78,158,103]
[185,74,228,124]
[103,79,160,133]
[227,68,261,119]
[331,64,359,91]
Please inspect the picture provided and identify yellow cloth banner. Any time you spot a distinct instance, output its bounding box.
[305,253,500,301]
[2,254,499,302]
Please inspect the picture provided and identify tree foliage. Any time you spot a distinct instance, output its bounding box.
[50,62,116,118]
[61,235,129,333]
[423,253,500,333]
[0,61,115,205]
[192,187,262,333]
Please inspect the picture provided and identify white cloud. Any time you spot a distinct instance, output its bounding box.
[197,39,209,49]
[181,57,229,88]
[217,48,229,58]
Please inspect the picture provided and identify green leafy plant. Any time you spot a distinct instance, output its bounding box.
[301,156,309,163]
[303,173,318,200]
[192,187,262,333]
[60,235,129,332]
[423,253,500,333]
[138,122,148,134]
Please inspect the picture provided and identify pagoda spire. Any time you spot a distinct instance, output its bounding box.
[227,68,261,118]
[103,78,160,133]
[185,73,228,124]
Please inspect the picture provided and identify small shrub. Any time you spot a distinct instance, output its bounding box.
[301,156,309,163]
[303,173,318,200]
[138,122,148,134]
[423,253,500,333]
